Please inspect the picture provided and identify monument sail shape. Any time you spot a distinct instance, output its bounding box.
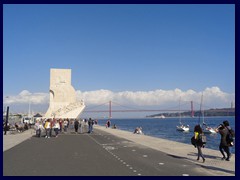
[45,68,85,119]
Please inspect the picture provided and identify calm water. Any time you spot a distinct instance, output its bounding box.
[97,116,235,153]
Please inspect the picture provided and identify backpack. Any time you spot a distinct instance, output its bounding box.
[199,134,207,145]
[226,128,235,146]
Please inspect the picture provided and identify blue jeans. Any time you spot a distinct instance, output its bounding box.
[197,145,205,160]
[88,125,93,133]
[45,129,50,137]
[36,129,41,137]
[54,128,59,136]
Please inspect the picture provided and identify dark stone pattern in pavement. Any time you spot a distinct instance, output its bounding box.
[3,127,211,176]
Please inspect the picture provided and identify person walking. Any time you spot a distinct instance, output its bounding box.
[49,119,54,137]
[34,120,43,137]
[74,119,79,133]
[79,119,83,134]
[53,120,60,138]
[59,119,63,133]
[63,119,68,133]
[194,124,205,163]
[88,118,94,133]
[223,120,235,146]
[44,119,51,138]
[107,120,111,128]
[216,122,232,161]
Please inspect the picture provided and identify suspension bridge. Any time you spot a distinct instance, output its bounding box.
[82,100,234,118]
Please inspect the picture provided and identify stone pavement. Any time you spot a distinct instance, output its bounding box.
[3,126,235,176]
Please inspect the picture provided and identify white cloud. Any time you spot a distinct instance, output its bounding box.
[76,87,234,108]
[3,87,235,113]
[4,90,49,105]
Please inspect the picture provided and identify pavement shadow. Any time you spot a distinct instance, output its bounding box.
[187,152,220,160]
[166,154,188,160]
[166,153,235,175]
[197,164,235,175]
[166,152,222,163]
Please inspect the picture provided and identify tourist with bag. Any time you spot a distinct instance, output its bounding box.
[193,125,205,163]
[216,121,233,161]
[223,120,235,147]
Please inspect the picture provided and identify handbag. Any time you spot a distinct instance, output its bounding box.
[191,136,197,147]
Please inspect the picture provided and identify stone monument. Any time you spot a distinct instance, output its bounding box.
[45,68,85,119]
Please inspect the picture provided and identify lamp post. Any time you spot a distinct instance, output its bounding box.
[3,96,9,116]
[4,106,9,135]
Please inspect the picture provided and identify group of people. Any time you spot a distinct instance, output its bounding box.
[105,121,142,133]
[34,118,88,138]
[193,120,234,163]
[15,122,28,132]
[105,120,117,129]
[3,122,29,135]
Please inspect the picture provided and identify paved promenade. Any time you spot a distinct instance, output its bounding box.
[3,129,36,152]
[3,125,235,176]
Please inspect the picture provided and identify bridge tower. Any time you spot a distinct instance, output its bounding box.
[191,101,194,117]
[109,101,112,119]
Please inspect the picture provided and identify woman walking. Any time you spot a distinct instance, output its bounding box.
[53,120,60,138]
[44,119,51,138]
[194,125,205,163]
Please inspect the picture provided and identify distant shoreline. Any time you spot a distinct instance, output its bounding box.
[97,116,235,120]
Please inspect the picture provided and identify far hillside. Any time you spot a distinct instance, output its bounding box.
[147,108,235,118]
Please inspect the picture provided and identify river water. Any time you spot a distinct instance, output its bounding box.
[97,116,235,153]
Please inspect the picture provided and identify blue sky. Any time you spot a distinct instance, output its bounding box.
[3,4,235,116]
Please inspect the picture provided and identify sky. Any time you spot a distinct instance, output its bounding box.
[3,4,235,118]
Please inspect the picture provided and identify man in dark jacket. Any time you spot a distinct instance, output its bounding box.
[216,124,231,161]
[74,119,79,133]
[88,118,94,133]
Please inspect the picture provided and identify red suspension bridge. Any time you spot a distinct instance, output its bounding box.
[83,101,198,118]
[83,101,234,118]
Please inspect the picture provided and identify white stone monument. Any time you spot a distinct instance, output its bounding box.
[45,68,85,119]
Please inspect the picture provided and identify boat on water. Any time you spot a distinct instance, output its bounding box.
[176,97,190,132]
[199,93,216,134]
[202,122,217,134]
[176,124,190,131]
